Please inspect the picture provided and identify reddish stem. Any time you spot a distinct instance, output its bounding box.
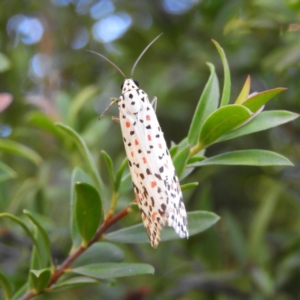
[18,206,131,300]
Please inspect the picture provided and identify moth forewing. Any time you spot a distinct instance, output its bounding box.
[119,79,188,248]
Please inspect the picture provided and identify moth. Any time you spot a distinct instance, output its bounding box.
[90,34,188,248]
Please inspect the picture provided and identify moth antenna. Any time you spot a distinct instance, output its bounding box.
[130,33,163,78]
[87,50,126,79]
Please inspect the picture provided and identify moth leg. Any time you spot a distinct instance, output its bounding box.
[99,97,119,119]
[112,116,120,123]
[150,96,157,111]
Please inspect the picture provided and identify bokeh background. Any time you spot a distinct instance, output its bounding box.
[1,0,300,299]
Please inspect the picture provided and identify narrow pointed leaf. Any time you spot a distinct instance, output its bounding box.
[199,105,252,148]
[0,213,44,266]
[71,168,94,249]
[173,146,190,179]
[68,85,98,126]
[105,211,220,244]
[169,144,179,158]
[188,156,206,164]
[0,271,12,300]
[115,158,128,192]
[218,110,299,142]
[249,186,280,263]
[75,182,103,245]
[0,139,42,165]
[188,150,293,167]
[50,277,101,292]
[26,112,64,139]
[29,268,51,293]
[56,123,103,194]
[188,63,219,146]
[23,210,53,267]
[181,182,198,191]
[101,151,115,188]
[235,75,251,104]
[224,212,247,265]
[11,283,28,300]
[0,161,17,182]
[242,88,287,112]
[73,242,124,267]
[212,40,231,107]
[71,263,154,279]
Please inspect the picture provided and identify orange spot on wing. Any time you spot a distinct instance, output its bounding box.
[126,121,130,128]
[148,135,152,141]
[158,143,162,149]
[131,151,134,157]
[151,212,157,221]
[142,157,147,163]
[146,115,151,121]
[151,181,157,188]
[135,139,139,145]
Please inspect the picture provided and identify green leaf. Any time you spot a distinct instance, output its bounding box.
[0,161,17,182]
[0,271,12,300]
[105,211,220,244]
[188,150,293,167]
[224,211,247,266]
[250,267,275,296]
[29,268,51,293]
[248,183,281,263]
[181,182,198,191]
[212,40,231,107]
[101,151,115,188]
[187,156,206,164]
[11,283,28,300]
[218,110,299,142]
[234,75,251,104]
[68,85,98,126]
[118,172,132,196]
[71,168,94,249]
[0,139,42,166]
[176,137,189,152]
[242,88,287,112]
[75,182,103,246]
[173,146,190,179]
[5,178,38,214]
[71,263,154,279]
[26,112,64,139]
[50,277,101,292]
[169,144,179,158]
[23,210,53,268]
[73,242,124,267]
[0,53,11,72]
[199,105,252,148]
[188,63,219,146]
[0,213,43,266]
[115,158,128,192]
[56,123,103,194]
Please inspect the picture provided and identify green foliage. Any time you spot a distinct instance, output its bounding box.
[1,3,300,299]
[29,269,52,293]
[74,182,103,246]
[71,263,154,279]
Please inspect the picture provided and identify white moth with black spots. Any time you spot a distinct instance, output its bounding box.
[90,34,188,248]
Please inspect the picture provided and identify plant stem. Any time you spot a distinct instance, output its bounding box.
[18,206,131,300]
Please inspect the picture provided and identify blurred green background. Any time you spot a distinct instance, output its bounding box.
[1,0,300,299]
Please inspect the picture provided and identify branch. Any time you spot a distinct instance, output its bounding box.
[18,206,131,300]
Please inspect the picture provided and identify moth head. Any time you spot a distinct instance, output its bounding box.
[121,79,139,93]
